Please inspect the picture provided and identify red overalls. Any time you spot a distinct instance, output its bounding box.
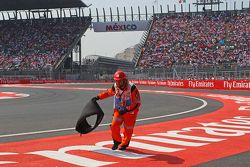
[98,82,141,147]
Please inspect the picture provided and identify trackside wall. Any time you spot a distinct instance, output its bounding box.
[0,79,250,90]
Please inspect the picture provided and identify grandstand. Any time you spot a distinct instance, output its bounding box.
[134,5,250,80]
[0,0,91,80]
[137,11,249,68]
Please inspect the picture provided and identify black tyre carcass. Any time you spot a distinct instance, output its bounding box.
[75,99,104,134]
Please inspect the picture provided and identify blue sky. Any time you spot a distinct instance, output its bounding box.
[79,0,248,58]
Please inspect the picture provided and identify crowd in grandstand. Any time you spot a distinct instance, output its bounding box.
[138,11,249,69]
[0,10,249,73]
[0,18,88,70]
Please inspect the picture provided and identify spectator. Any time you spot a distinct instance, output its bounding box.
[138,12,249,69]
[0,18,89,70]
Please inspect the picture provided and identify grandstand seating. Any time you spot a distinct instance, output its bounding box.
[0,17,90,70]
[137,11,249,69]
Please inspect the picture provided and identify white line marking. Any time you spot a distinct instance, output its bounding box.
[0,93,207,138]
[0,161,17,165]
[0,152,18,155]
[0,153,19,165]
[96,140,184,152]
[137,94,207,121]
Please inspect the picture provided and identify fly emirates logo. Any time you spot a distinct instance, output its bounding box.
[224,81,250,89]
[1,93,250,166]
[188,81,214,88]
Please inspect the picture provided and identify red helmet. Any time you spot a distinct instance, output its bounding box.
[113,70,126,81]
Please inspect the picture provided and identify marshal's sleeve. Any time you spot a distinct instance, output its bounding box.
[98,84,116,100]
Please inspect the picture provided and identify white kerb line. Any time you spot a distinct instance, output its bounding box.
[0,95,207,138]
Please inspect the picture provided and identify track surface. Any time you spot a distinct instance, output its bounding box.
[0,83,250,166]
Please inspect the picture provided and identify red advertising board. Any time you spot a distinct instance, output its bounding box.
[131,79,250,90]
[1,79,250,90]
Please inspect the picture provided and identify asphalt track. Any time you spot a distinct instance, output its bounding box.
[0,83,250,167]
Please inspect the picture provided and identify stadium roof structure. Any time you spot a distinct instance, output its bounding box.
[0,0,88,11]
